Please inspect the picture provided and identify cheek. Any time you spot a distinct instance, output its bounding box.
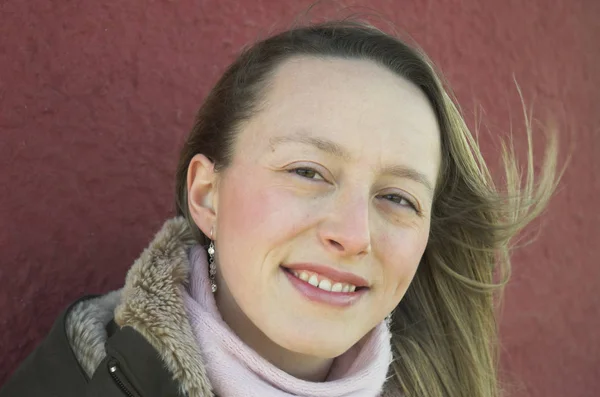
[218,182,268,237]
[380,225,429,296]
[215,171,315,266]
[216,177,272,269]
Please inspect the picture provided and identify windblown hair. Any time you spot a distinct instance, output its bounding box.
[175,20,559,397]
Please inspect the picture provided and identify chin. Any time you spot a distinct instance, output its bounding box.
[267,322,361,359]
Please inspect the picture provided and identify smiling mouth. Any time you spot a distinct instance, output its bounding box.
[281,267,368,294]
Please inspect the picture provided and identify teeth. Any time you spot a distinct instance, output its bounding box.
[318,279,332,291]
[289,269,359,293]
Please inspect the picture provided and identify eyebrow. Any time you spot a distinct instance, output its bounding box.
[269,133,435,195]
[269,134,351,160]
[380,165,434,195]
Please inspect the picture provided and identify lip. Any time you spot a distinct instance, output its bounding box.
[282,268,367,307]
[282,263,370,287]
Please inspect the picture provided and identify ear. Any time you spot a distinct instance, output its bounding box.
[187,154,219,239]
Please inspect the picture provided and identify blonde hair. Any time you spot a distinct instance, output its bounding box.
[389,79,560,396]
[175,20,561,397]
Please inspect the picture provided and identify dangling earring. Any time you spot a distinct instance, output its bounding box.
[385,313,392,329]
[208,228,217,293]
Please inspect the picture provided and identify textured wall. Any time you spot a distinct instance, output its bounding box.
[1,0,598,395]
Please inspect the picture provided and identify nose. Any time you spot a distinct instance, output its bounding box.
[317,190,372,257]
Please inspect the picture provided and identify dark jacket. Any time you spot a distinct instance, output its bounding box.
[1,218,398,397]
[1,297,183,397]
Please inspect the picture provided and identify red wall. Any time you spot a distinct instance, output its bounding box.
[1,1,598,395]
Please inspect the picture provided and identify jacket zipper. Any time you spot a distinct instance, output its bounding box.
[108,359,138,397]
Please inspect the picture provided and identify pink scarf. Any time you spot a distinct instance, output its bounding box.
[182,245,392,397]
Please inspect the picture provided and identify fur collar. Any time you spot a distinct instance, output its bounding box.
[66,217,213,396]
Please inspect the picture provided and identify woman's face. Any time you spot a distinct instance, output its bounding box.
[192,56,441,358]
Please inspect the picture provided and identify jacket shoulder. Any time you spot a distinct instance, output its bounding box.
[0,294,194,397]
[0,296,97,397]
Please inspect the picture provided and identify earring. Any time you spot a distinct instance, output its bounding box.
[385,313,392,329]
[208,228,217,293]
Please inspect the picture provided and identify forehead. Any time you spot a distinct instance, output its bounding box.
[239,56,441,179]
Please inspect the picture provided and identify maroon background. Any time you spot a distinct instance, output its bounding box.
[1,1,599,395]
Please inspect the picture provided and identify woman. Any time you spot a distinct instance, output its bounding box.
[1,20,559,397]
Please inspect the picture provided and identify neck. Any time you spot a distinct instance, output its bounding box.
[215,282,333,382]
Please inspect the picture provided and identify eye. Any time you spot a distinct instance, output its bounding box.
[379,193,419,212]
[289,167,325,181]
